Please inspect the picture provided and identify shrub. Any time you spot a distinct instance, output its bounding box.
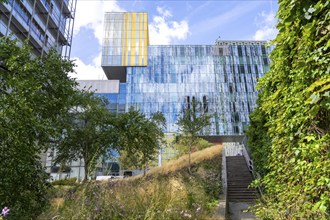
[247,0,330,218]
[174,137,211,157]
[52,177,78,186]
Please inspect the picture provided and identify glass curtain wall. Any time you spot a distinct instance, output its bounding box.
[0,0,77,58]
[125,43,270,135]
[102,12,148,67]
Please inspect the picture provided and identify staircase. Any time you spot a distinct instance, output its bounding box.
[226,156,257,202]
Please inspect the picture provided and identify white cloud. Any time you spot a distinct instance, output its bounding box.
[253,11,278,41]
[72,4,190,79]
[72,1,124,80]
[74,1,125,45]
[149,7,190,45]
[70,54,106,80]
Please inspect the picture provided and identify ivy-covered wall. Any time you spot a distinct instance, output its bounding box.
[247,0,329,219]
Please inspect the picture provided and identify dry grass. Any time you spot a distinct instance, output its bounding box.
[39,144,223,220]
[147,144,223,176]
[51,198,64,210]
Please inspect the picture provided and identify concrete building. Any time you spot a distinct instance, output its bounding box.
[0,0,77,58]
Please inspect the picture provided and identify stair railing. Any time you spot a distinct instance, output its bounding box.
[239,141,263,196]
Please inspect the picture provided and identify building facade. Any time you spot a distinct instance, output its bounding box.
[47,11,271,180]
[0,0,78,180]
[100,12,271,136]
[0,0,77,58]
[102,12,149,82]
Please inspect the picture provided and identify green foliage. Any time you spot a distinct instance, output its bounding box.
[116,109,166,174]
[0,37,77,219]
[247,1,330,219]
[174,137,212,158]
[118,150,139,170]
[246,99,271,176]
[52,177,78,186]
[54,91,117,181]
[176,98,211,172]
[177,99,211,138]
[38,149,222,220]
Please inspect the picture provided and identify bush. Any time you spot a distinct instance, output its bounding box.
[174,137,211,157]
[52,177,78,186]
[247,0,330,218]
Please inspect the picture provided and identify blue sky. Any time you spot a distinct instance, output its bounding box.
[69,0,278,80]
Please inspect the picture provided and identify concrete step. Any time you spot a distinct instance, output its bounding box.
[227,188,257,192]
[228,192,257,196]
[228,195,257,198]
[226,156,257,203]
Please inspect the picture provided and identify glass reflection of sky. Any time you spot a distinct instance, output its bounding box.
[120,44,270,135]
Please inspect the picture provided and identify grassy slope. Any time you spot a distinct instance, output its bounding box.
[39,144,223,220]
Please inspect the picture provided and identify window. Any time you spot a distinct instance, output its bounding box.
[261,45,266,55]
[238,45,243,56]
[203,96,208,113]
[229,83,234,93]
[247,65,252,73]
[263,58,268,65]
[186,96,190,109]
[239,64,245,74]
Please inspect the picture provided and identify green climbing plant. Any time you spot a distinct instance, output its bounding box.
[247,0,330,219]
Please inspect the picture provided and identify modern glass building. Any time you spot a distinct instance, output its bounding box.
[77,80,126,114]
[102,12,149,82]
[0,0,77,58]
[99,12,271,137]
[125,43,269,135]
[59,12,271,180]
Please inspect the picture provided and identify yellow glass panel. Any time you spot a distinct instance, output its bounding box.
[139,23,143,65]
[131,37,136,63]
[124,14,130,66]
[104,12,149,67]
[132,13,136,30]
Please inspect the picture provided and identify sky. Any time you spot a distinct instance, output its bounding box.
[69,0,278,80]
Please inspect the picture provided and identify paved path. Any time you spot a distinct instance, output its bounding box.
[227,202,256,220]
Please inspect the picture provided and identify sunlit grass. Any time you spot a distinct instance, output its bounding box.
[38,144,223,220]
[147,144,223,176]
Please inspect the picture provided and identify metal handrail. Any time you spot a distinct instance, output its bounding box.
[240,142,263,196]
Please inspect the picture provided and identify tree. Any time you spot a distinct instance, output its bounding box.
[173,137,211,158]
[116,109,166,175]
[54,91,117,181]
[176,98,211,173]
[0,37,77,219]
[247,1,330,218]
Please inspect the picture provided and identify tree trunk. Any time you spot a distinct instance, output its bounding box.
[188,138,192,174]
[84,159,89,183]
[143,160,147,176]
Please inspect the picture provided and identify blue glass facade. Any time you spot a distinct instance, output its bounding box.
[122,42,270,135]
[99,13,271,136]
[95,83,127,114]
